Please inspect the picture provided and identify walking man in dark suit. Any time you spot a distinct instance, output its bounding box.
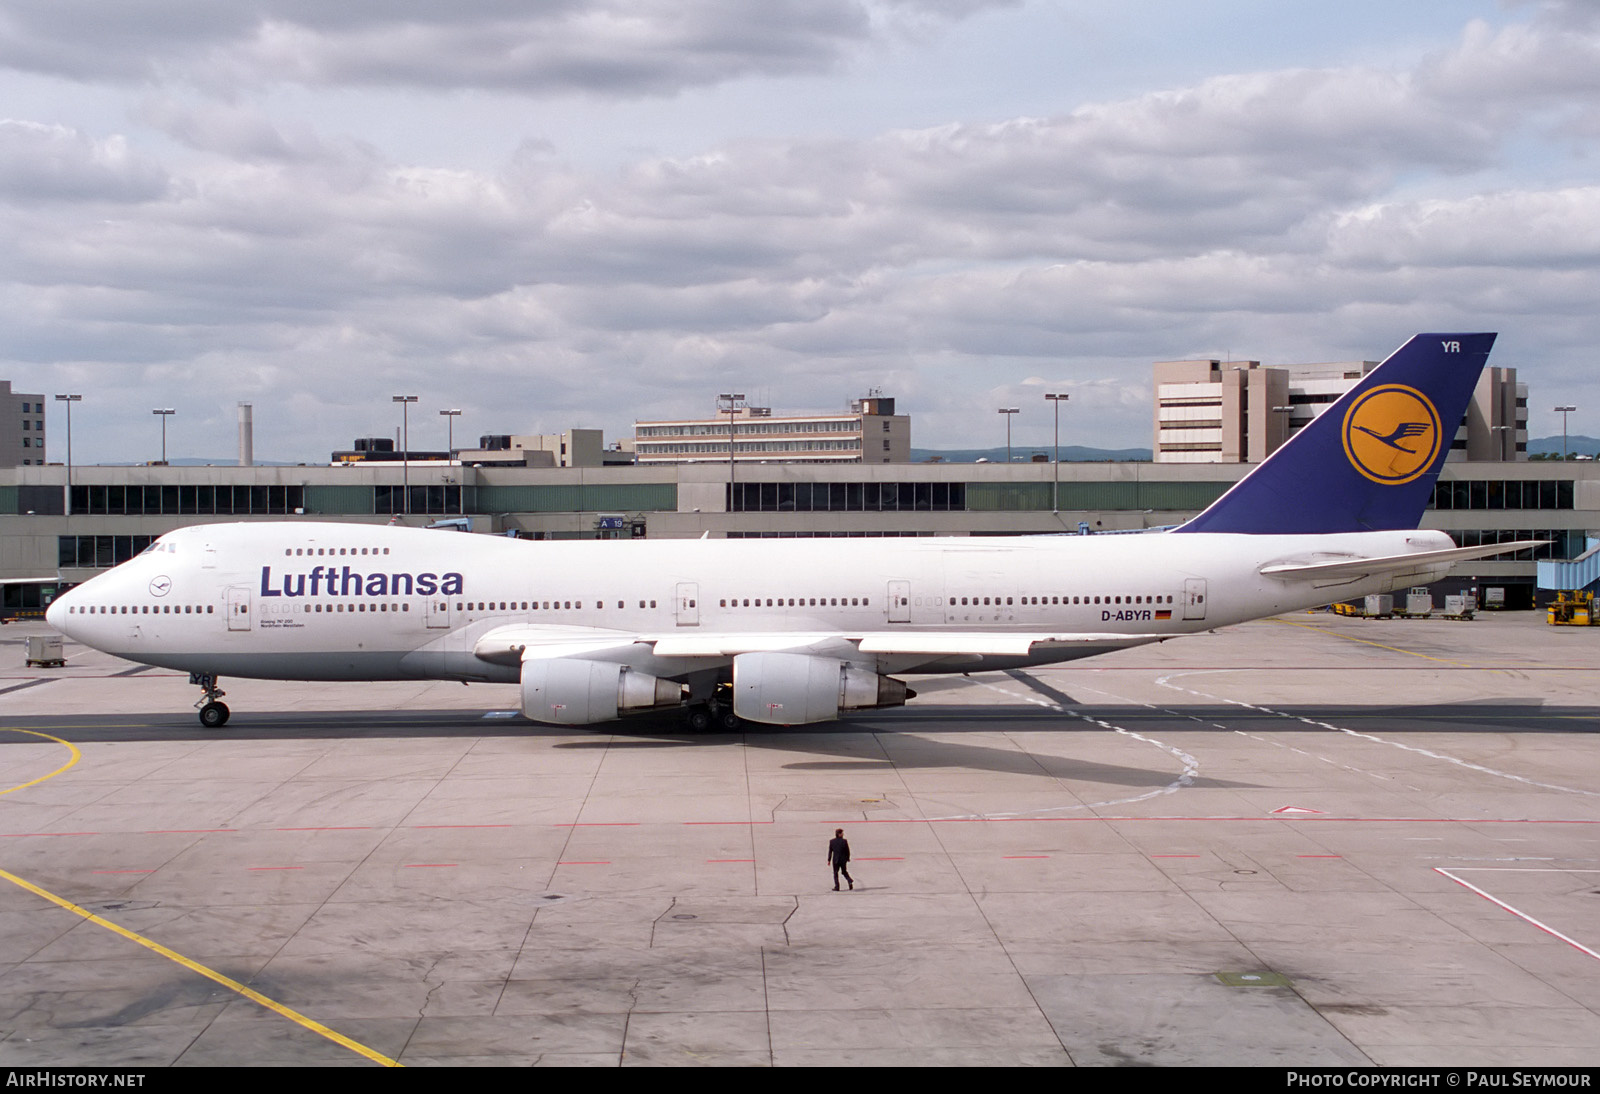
[828,828,853,891]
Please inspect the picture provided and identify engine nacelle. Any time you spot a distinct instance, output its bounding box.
[520,658,682,725]
[732,652,910,725]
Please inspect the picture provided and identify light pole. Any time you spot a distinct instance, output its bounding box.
[55,394,81,516]
[1272,405,1295,459]
[440,408,463,515]
[1554,405,1577,460]
[439,408,461,456]
[151,408,174,464]
[393,395,417,515]
[717,393,744,504]
[1492,424,1512,461]
[1044,393,1068,512]
[997,407,1018,467]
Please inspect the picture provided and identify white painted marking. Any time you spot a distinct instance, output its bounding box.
[941,674,1199,818]
[1154,672,1598,798]
[1435,868,1600,963]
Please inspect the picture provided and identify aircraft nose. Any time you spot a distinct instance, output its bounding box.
[45,589,68,632]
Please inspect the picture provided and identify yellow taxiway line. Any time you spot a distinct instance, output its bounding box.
[0,726,402,1067]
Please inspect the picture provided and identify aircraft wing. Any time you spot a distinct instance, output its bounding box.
[643,631,1169,659]
[478,625,1170,666]
[472,625,647,666]
[1259,540,1547,581]
[854,632,1171,656]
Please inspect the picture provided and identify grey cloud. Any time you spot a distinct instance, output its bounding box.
[8,6,1600,459]
[0,120,167,204]
[1328,188,1600,271]
[134,99,328,163]
[0,0,1007,95]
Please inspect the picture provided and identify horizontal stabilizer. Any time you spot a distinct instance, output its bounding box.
[1259,540,1547,580]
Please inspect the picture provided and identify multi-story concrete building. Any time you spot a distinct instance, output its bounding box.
[455,430,610,468]
[1,381,47,467]
[635,395,910,466]
[1154,359,1527,464]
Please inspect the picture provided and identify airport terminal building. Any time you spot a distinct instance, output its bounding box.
[2,456,1593,617]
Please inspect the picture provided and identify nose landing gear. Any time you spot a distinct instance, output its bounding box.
[190,673,230,728]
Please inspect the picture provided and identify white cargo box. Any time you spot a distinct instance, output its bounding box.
[25,634,64,667]
[1363,594,1394,618]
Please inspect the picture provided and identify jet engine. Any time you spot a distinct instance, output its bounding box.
[732,652,910,725]
[520,658,682,725]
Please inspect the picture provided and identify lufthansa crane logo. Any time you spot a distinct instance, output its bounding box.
[1342,384,1442,485]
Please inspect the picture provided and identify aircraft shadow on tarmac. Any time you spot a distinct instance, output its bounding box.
[14,696,1597,789]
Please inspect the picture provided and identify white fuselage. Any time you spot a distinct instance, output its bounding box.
[48,522,1457,686]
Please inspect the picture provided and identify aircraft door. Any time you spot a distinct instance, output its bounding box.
[675,582,699,626]
[226,586,252,632]
[887,580,911,623]
[426,596,452,629]
[1183,578,1207,621]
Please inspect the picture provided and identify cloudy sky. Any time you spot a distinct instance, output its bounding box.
[4,0,1599,463]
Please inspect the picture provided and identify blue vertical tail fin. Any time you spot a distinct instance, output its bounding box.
[1174,333,1496,535]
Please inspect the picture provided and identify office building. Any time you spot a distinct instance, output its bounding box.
[635,395,910,465]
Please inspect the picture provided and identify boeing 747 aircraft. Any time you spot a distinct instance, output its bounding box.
[48,333,1535,730]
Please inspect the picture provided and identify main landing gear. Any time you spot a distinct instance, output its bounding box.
[683,683,743,732]
[190,673,230,729]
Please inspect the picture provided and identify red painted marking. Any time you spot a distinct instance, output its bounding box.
[402,863,458,869]
[684,820,775,825]
[247,866,304,871]
[819,816,1600,825]
[411,824,512,830]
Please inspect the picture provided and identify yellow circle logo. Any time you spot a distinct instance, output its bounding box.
[1342,384,1441,485]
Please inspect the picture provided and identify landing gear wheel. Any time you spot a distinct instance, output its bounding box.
[685,707,713,732]
[718,708,742,731]
[190,672,230,728]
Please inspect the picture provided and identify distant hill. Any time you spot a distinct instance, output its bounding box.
[911,445,1152,464]
[1526,435,1600,458]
